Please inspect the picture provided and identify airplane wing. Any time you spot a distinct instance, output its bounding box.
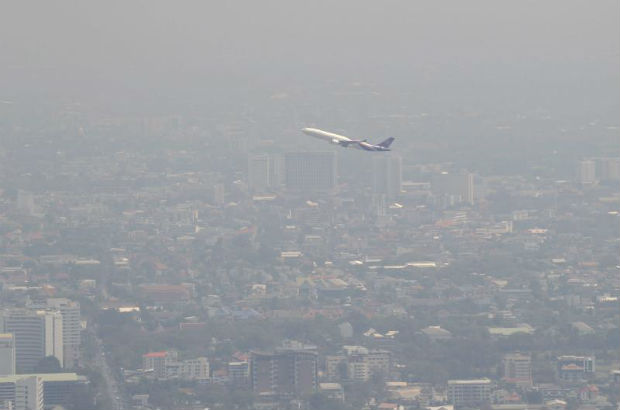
[338,139,364,147]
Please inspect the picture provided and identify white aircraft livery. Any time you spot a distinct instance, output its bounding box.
[302,128,395,152]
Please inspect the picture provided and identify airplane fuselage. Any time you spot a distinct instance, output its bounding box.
[302,128,393,151]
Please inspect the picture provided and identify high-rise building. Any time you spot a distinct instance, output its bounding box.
[0,373,85,410]
[372,154,402,199]
[41,313,63,369]
[250,350,318,397]
[447,379,492,407]
[285,152,337,193]
[248,153,272,192]
[0,310,63,374]
[0,375,44,410]
[0,335,15,376]
[431,172,475,205]
[578,160,597,184]
[45,299,80,369]
[597,157,620,181]
[503,353,532,387]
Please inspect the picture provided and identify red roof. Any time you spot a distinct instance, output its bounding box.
[143,351,167,358]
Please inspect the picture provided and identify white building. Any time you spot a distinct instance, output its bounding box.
[447,379,492,407]
[143,351,209,380]
[46,299,80,369]
[0,375,43,410]
[167,357,209,380]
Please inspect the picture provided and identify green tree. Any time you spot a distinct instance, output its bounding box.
[34,356,62,373]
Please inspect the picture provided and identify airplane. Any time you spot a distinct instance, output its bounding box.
[302,128,395,151]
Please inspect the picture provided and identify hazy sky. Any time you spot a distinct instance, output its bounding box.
[1,0,618,109]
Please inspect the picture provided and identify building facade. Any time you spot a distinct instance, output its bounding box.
[285,152,337,193]
[46,299,81,369]
[250,350,318,397]
[0,334,15,376]
[0,310,63,374]
[447,379,492,408]
[502,353,532,387]
[372,154,402,199]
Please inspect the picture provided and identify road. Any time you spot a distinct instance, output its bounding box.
[87,325,127,410]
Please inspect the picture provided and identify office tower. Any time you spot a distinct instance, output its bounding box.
[447,379,492,407]
[372,154,402,199]
[45,299,80,369]
[250,350,318,396]
[0,335,15,376]
[431,171,475,205]
[41,312,63,369]
[248,154,272,192]
[503,353,532,387]
[0,375,44,410]
[578,160,597,184]
[0,310,63,374]
[284,152,337,193]
[597,157,620,181]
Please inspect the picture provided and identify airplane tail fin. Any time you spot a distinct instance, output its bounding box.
[377,137,395,148]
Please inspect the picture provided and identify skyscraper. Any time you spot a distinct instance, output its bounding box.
[0,334,15,375]
[247,153,272,192]
[578,160,597,184]
[431,171,475,205]
[285,152,337,193]
[0,310,63,373]
[372,154,402,199]
[46,299,80,369]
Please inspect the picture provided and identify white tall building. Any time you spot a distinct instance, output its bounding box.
[0,310,63,373]
[46,299,80,369]
[42,312,63,368]
[0,335,15,376]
